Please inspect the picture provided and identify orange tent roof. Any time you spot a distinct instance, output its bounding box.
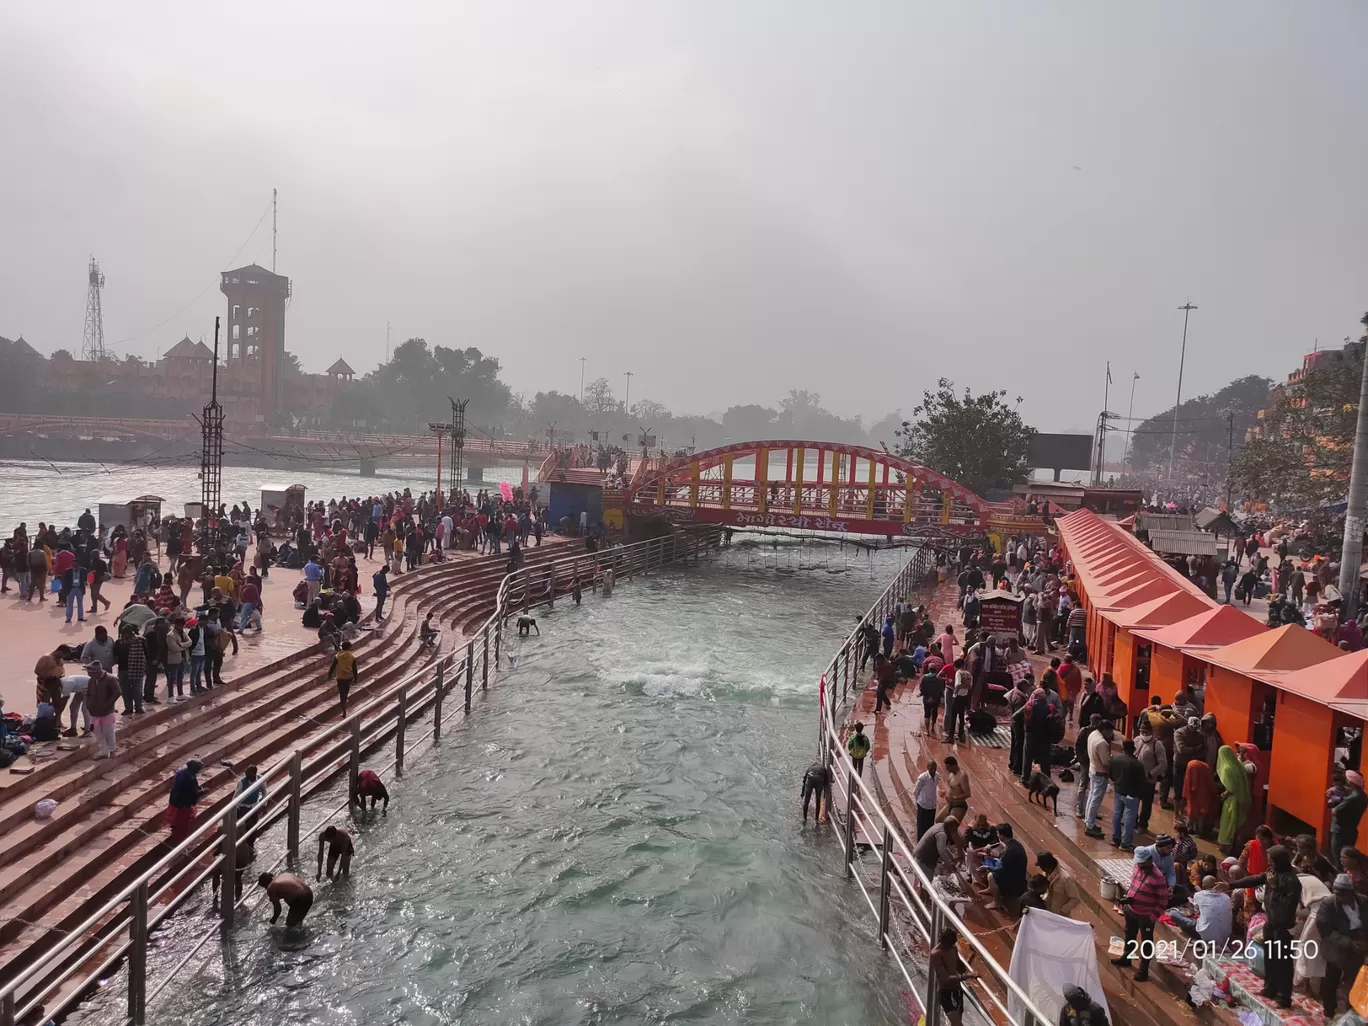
[1131,604,1268,650]
[1100,577,1181,610]
[1111,590,1212,629]
[1273,649,1368,703]
[1057,508,1213,609]
[1200,625,1344,677]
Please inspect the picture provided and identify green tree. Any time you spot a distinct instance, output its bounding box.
[894,378,1034,496]
[1127,374,1272,473]
[1232,317,1368,509]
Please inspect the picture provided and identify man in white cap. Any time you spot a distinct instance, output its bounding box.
[1332,770,1367,868]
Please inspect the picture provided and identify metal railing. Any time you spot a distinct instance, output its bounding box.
[0,527,722,1026]
[818,550,1052,1026]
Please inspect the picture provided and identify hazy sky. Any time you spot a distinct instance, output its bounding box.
[3,2,1366,434]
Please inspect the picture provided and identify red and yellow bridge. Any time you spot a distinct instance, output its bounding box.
[600,440,1040,543]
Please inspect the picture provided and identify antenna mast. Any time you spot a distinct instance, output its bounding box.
[272,188,278,272]
[81,257,106,362]
[201,316,225,516]
[448,397,470,496]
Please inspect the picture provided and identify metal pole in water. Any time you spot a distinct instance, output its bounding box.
[465,642,475,712]
[348,719,361,808]
[433,664,445,743]
[924,905,945,1026]
[843,770,856,878]
[221,803,238,928]
[128,881,149,1025]
[395,686,407,778]
[287,750,302,861]
[877,826,892,949]
[482,632,489,691]
[1,991,14,1026]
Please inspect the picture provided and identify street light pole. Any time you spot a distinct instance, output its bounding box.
[1166,301,1198,490]
[579,357,587,405]
[623,371,633,415]
[1124,371,1139,473]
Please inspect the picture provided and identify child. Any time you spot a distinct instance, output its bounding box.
[1020,874,1050,911]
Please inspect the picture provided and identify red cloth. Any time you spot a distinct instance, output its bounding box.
[1244,838,1267,875]
[166,804,197,842]
[1183,760,1218,821]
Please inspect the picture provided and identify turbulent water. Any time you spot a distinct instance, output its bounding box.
[72,544,915,1026]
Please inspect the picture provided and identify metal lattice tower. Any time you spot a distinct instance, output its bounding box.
[81,257,106,362]
[201,317,225,516]
[448,397,469,495]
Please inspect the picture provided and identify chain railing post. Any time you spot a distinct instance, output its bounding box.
[548,564,555,607]
[1,991,14,1026]
[287,749,302,862]
[221,803,238,927]
[395,685,407,778]
[843,769,857,879]
[877,825,892,949]
[465,642,474,713]
[482,632,489,691]
[924,904,945,1026]
[348,718,361,809]
[128,881,148,1025]
[433,663,445,742]
[494,612,503,666]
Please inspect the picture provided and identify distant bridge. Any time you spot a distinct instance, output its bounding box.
[598,440,1041,543]
[0,414,549,476]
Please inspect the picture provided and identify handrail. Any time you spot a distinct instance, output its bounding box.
[817,550,1053,1026]
[0,526,722,1026]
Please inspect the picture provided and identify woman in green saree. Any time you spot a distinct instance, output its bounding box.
[1215,745,1251,855]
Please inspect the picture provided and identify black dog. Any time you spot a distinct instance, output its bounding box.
[1026,771,1060,814]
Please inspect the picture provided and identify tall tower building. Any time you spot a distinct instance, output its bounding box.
[220,263,291,420]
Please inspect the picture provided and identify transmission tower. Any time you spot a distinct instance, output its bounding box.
[448,397,470,495]
[81,257,106,362]
[200,317,225,517]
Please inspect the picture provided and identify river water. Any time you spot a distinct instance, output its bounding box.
[0,459,522,530]
[66,543,914,1026]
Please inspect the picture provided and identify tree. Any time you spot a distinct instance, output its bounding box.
[280,350,303,377]
[583,376,616,415]
[1233,318,1367,509]
[1127,374,1272,473]
[894,378,1034,497]
[630,398,669,424]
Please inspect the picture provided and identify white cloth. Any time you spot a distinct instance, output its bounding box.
[1008,907,1108,1026]
[913,771,938,810]
[60,674,90,696]
[1297,874,1331,981]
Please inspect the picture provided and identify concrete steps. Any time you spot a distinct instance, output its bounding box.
[0,544,576,986]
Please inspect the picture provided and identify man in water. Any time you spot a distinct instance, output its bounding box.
[517,615,539,636]
[317,824,355,880]
[800,762,832,823]
[354,768,390,813]
[258,871,314,928]
[212,836,257,903]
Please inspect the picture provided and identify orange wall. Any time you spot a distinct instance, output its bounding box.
[1204,666,1255,747]
[1151,644,1186,704]
[1268,691,1337,840]
[1113,629,1136,720]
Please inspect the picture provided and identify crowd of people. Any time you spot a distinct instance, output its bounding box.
[0,482,556,768]
[827,531,1368,1018]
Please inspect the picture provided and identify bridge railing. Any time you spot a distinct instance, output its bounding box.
[817,553,1052,1026]
[0,527,721,1026]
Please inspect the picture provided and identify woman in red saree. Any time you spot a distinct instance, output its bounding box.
[1183,759,1218,838]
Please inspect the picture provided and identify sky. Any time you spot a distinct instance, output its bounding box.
[3,1,1367,435]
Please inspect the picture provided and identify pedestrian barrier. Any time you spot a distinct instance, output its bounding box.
[818,549,1053,1026]
[0,527,722,1026]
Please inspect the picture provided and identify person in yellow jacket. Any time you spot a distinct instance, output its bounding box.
[847,721,871,777]
[328,640,359,714]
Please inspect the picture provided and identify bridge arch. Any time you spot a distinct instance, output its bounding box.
[623,440,994,540]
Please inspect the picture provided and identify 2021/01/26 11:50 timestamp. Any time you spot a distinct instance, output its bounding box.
[1123,938,1318,961]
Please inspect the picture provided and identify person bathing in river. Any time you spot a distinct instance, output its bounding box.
[258,872,313,929]
[317,825,355,880]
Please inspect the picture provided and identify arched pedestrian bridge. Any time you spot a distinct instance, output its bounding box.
[612,440,1039,543]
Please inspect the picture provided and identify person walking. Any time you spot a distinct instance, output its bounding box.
[846,722,870,777]
[1331,771,1368,868]
[1315,874,1368,1019]
[114,624,146,715]
[328,640,359,715]
[1109,847,1169,982]
[86,665,121,759]
[1083,720,1114,838]
[945,658,972,743]
[165,617,190,701]
[1229,846,1302,1007]
[166,758,206,844]
[373,565,390,620]
[872,654,897,714]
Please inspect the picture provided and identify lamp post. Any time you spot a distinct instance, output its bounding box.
[1166,302,1198,489]
[1124,371,1139,473]
[622,371,633,415]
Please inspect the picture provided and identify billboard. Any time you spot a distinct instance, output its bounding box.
[1028,433,1093,472]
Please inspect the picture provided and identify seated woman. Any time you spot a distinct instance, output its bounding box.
[293,579,310,609]
[301,600,323,629]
